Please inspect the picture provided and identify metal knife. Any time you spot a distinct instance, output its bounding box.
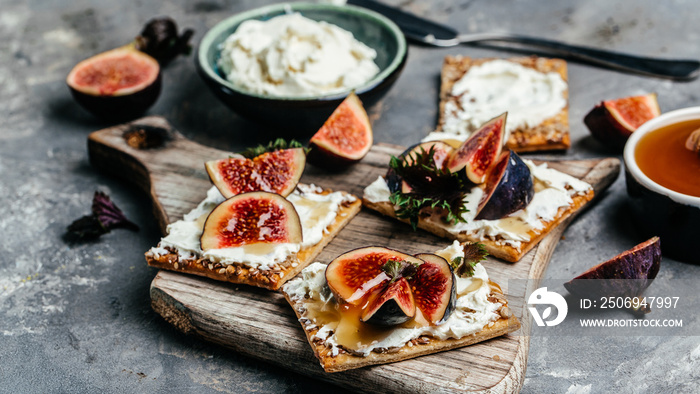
[348,0,700,81]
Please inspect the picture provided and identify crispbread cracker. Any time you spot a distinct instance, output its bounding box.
[145,189,361,290]
[437,56,570,152]
[283,276,520,372]
[363,189,593,263]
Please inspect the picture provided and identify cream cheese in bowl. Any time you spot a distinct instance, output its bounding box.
[218,13,380,97]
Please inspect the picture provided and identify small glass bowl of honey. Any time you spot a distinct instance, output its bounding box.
[624,107,700,264]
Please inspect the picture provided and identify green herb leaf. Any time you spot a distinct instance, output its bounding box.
[388,146,471,229]
[381,259,418,283]
[240,139,307,158]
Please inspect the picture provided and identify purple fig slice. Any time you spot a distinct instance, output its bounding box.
[361,278,416,326]
[564,237,661,298]
[475,150,534,220]
[447,113,507,184]
[66,46,161,121]
[325,247,423,305]
[413,253,456,324]
[200,191,302,251]
[308,92,373,167]
[584,93,661,149]
[205,148,305,199]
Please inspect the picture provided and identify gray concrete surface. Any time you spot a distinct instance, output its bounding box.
[1,0,699,393]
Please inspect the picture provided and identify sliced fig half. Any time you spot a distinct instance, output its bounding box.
[200,191,302,251]
[325,247,422,305]
[476,150,534,220]
[584,93,661,149]
[308,92,373,168]
[564,237,661,299]
[413,253,457,324]
[361,278,416,326]
[326,247,456,326]
[447,113,507,184]
[205,148,306,199]
[67,46,161,121]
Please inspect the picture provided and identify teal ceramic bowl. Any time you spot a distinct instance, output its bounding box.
[197,2,407,132]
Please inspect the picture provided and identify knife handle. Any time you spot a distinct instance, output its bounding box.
[457,33,700,81]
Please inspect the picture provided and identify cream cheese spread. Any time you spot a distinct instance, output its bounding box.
[283,241,503,356]
[439,59,567,140]
[150,184,356,270]
[218,13,380,97]
[363,159,591,249]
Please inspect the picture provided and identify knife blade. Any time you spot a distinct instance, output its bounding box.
[347,0,700,80]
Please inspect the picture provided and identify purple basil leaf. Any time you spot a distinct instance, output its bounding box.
[91,191,139,231]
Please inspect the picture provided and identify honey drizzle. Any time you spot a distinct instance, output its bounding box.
[304,296,427,351]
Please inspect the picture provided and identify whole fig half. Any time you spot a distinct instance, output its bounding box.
[66,46,161,121]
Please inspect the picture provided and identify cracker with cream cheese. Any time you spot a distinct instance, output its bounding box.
[145,184,361,290]
[281,241,520,372]
[430,56,570,152]
[362,160,594,263]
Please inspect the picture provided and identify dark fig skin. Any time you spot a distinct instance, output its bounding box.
[385,168,402,193]
[364,299,412,326]
[564,237,661,298]
[414,253,456,324]
[68,74,161,121]
[476,150,534,220]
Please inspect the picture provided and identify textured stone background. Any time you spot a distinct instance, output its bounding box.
[1,0,699,392]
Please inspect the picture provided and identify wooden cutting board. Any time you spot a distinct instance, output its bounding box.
[88,116,620,393]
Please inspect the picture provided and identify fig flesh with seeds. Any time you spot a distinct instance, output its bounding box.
[412,253,457,324]
[205,148,306,199]
[447,113,507,184]
[564,237,661,299]
[308,92,373,167]
[476,150,534,220]
[584,93,661,149]
[200,191,302,251]
[325,247,456,326]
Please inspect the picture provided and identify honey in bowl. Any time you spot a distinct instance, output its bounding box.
[635,119,700,197]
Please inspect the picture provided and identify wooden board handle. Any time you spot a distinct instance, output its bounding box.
[87,116,231,233]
